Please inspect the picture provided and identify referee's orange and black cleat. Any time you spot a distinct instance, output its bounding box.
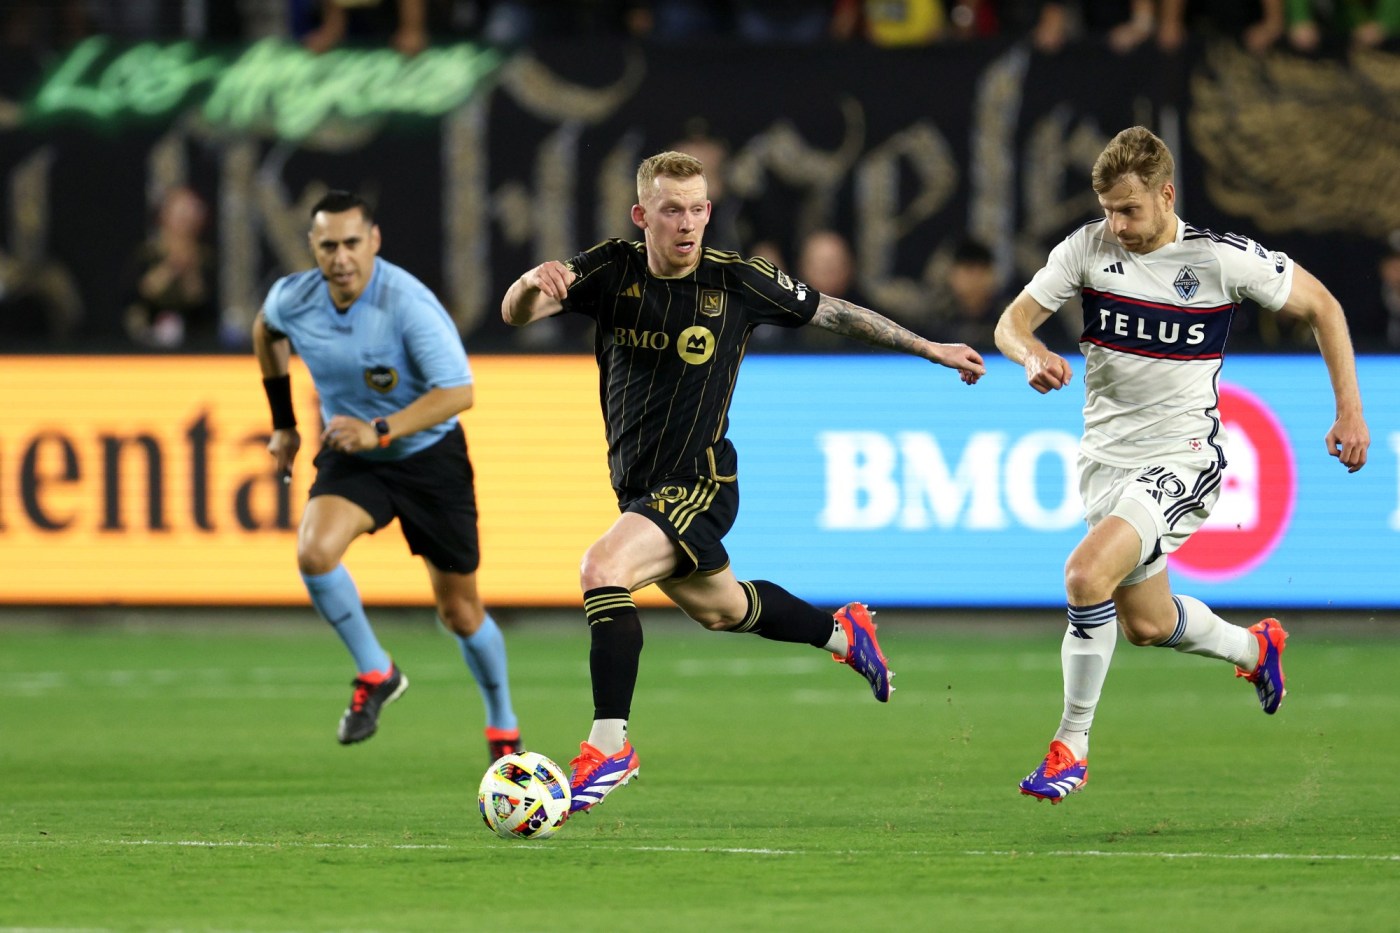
[337,663,408,744]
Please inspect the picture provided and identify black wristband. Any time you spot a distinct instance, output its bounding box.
[262,374,296,430]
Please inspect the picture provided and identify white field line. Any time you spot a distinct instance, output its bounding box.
[11,839,1397,861]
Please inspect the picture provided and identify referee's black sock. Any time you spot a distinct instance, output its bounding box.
[732,580,833,648]
[583,586,643,720]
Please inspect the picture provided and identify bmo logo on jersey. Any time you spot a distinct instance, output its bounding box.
[676,325,716,365]
[612,325,716,365]
[1171,383,1296,581]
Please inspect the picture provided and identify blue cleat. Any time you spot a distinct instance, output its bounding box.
[833,602,894,702]
[1236,618,1288,714]
[567,741,640,815]
[1019,740,1088,804]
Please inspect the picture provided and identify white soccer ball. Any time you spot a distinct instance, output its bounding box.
[478,751,572,840]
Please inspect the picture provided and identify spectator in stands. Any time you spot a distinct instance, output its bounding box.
[670,119,744,251]
[302,0,432,54]
[731,0,832,43]
[0,0,99,54]
[636,0,728,39]
[1028,0,1184,53]
[473,1,647,43]
[1287,0,1400,51]
[794,228,871,349]
[935,236,1006,348]
[834,0,1000,43]
[122,185,218,350]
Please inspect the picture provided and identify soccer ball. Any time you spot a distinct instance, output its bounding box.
[478,751,572,840]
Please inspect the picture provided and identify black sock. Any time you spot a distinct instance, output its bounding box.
[733,580,833,648]
[584,586,643,720]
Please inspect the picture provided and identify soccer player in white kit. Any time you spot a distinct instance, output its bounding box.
[994,126,1370,803]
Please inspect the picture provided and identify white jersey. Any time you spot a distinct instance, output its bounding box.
[1025,217,1295,469]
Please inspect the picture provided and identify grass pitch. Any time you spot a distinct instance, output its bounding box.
[3,608,1398,932]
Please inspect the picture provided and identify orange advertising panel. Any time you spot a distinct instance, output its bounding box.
[2,355,659,606]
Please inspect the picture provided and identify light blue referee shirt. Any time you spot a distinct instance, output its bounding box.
[262,257,471,461]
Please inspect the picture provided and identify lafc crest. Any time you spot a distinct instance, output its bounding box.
[699,290,725,317]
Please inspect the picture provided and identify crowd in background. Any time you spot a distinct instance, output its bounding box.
[3,1,1400,52]
[1,0,1398,354]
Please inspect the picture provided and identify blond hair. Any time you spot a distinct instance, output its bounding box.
[1091,126,1174,194]
[636,150,705,202]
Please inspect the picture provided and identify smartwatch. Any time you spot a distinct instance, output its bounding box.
[372,417,392,448]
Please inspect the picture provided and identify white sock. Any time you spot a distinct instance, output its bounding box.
[1054,600,1119,760]
[822,620,848,657]
[587,719,628,756]
[1162,595,1257,669]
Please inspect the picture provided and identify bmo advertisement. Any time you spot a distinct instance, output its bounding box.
[725,355,1398,609]
[2,355,1395,609]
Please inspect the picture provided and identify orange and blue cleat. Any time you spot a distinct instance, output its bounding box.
[833,602,894,702]
[1236,618,1288,714]
[567,740,640,815]
[1019,740,1088,804]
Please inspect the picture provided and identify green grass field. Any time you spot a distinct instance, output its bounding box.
[3,609,1398,932]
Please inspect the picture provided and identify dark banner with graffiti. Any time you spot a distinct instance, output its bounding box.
[1,36,1396,353]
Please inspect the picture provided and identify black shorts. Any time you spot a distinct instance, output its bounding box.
[619,445,739,579]
[309,423,480,574]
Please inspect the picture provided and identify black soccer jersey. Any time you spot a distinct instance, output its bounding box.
[561,238,819,496]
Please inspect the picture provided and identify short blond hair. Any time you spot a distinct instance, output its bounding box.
[636,150,705,202]
[1091,126,1174,194]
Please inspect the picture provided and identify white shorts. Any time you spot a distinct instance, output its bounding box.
[1078,454,1224,587]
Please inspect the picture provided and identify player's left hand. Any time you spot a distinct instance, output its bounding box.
[1326,413,1370,472]
[932,342,986,385]
[322,415,374,453]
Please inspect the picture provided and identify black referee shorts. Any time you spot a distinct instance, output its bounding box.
[309,423,481,574]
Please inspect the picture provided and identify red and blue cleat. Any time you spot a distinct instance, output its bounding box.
[1236,618,1288,714]
[833,602,894,702]
[567,740,640,815]
[1019,740,1089,804]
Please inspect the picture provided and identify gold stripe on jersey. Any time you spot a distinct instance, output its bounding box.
[669,477,720,536]
[702,247,781,279]
[706,444,736,482]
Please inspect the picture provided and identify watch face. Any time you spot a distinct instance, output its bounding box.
[374,418,390,435]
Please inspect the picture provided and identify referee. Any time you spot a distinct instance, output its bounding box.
[254,190,522,761]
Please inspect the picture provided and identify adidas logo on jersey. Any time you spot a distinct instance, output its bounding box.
[1102,262,1124,274]
[621,283,641,298]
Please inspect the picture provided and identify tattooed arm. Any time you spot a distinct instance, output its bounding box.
[809,293,986,383]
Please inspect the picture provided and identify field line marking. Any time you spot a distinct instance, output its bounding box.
[51,840,1400,861]
[964,849,1400,861]
[112,839,451,850]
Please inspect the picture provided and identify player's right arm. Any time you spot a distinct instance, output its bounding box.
[252,306,300,479]
[994,290,1073,394]
[501,260,576,327]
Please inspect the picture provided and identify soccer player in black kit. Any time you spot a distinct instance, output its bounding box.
[502,151,985,815]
